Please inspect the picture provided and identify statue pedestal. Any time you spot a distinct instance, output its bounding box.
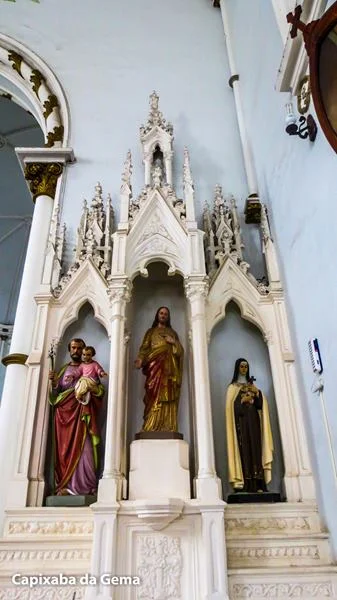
[128,438,191,500]
[45,494,97,507]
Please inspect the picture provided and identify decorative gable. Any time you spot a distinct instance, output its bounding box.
[126,189,188,278]
[51,258,110,338]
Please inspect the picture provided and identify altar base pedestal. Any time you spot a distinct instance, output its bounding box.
[129,438,190,500]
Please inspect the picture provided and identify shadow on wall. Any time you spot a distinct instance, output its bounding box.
[209,301,284,499]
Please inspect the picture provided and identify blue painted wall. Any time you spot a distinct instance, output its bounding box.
[226,0,337,555]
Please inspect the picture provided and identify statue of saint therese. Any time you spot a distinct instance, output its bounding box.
[226,358,274,493]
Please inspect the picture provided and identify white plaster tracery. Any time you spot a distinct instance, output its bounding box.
[53,183,114,297]
[0,549,91,563]
[0,589,84,600]
[137,535,182,600]
[230,582,333,598]
[52,267,110,338]
[126,191,187,279]
[7,520,93,536]
[1,90,325,600]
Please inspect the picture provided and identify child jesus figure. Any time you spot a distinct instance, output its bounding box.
[75,346,108,405]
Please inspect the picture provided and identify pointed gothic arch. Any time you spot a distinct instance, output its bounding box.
[206,257,269,340]
[50,260,111,341]
[208,299,285,499]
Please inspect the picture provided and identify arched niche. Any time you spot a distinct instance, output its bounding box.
[43,302,109,499]
[208,301,284,499]
[126,261,193,478]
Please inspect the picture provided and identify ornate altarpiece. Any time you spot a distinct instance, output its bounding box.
[1,94,334,600]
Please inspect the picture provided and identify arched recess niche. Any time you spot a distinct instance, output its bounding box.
[43,302,110,498]
[126,262,193,481]
[208,301,284,499]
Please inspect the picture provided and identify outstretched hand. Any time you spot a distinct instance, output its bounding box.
[134,358,142,369]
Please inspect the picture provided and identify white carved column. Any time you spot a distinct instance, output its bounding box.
[120,150,132,224]
[27,335,60,507]
[185,276,222,500]
[120,330,130,498]
[260,204,282,292]
[0,159,67,522]
[201,507,229,600]
[266,307,316,502]
[164,149,173,186]
[259,205,315,499]
[143,151,151,186]
[183,147,196,222]
[7,292,55,509]
[98,277,131,503]
[86,504,119,600]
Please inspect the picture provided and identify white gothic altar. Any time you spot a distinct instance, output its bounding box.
[0,93,336,600]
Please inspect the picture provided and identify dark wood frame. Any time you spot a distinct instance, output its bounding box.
[301,2,337,153]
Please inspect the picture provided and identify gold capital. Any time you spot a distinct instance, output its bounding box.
[1,353,28,367]
[24,162,63,201]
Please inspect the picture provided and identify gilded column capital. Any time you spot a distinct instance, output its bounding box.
[1,353,28,367]
[24,162,63,202]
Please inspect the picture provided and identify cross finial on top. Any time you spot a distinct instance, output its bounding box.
[150,91,159,111]
[140,91,173,137]
[287,5,306,38]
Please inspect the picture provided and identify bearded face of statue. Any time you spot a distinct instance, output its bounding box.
[157,307,169,325]
[69,340,85,363]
